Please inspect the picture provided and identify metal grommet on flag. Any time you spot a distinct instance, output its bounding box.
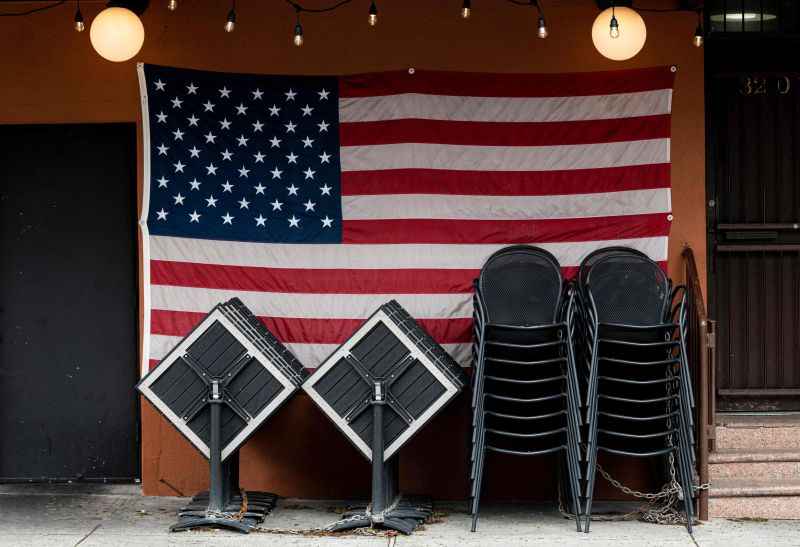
[408,67,415,74]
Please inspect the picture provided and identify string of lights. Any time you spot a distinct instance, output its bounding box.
[0,0,706,58]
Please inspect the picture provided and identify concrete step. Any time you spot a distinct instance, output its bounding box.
[710,449,800,481]
[715,414,800,450]
[709,478,800,519]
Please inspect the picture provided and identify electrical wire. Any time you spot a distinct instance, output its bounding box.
[284,0,352,14]
[0,0,66,16]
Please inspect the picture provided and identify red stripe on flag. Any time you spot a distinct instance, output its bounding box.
[343,214,671,245]
[341,164,670,196]
[151,261,478,294]
[339,116,670,147]
[339,67,675,98]
[150,309,472,344]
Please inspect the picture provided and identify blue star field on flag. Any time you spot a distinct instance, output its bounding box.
[144,65,342,243]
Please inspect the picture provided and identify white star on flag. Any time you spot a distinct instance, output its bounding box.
[222,212,234,225]
[205,195,218,207]
[189,210,201,222]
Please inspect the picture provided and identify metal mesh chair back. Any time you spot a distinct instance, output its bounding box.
[586,254,670,326]
[478,246,562,326]
[577,246,647,297]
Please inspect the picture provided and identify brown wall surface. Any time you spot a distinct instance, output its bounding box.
[0,0,706,500]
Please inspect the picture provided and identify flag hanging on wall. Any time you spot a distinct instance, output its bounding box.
[137,63,674,374]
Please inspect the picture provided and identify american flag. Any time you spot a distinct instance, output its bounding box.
[138,64,674,374]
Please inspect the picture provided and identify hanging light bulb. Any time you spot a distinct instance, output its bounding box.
[592,6,646,61]
[693,11,704,47]
[609,7,620,39]
[461,0,471,19]
[89,5,145,62]
[167,0,178,11]
[537,15,548,38]
[224,5,236,32]
[73,2,85,32]
[368,1,377,26]
[293,14,304,47]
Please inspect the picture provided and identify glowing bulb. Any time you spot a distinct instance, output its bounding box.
[609,14,619,38]
[74,8,85,32]
[693,25,704,47]
[167,0,177,11]
[89,7,145,62]
[537,15,547,39]
[294,22,304,46]
[592,6,646,61]
[461,0,471,19]
[368,1,377,26]
[224,8,236,32]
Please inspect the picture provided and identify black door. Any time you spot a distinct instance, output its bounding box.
[0,124,139,480]
[707,37,800,411]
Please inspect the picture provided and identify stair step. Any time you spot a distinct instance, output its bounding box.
[715,424,800,450]
[711,460,800,481]
[710,478,800,498]
[717,413,800,428]
[710,449,800,464]
[709,496,800,520]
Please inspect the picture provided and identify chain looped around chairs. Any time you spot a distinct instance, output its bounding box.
[560,363,710,525]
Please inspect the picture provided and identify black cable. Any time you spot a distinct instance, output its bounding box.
[284,0,352,14]
[0,0,66,16]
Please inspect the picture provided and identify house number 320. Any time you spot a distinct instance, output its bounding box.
[740,76,791,96]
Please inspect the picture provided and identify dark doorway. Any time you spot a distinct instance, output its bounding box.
[707,36,800,411]
[0,124,140,480]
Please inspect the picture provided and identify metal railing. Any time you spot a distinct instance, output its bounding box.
[682,246,717,521]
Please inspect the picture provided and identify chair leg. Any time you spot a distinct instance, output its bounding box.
[470,444,487,532]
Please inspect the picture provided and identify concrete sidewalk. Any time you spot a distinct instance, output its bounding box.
[0,485,796,546]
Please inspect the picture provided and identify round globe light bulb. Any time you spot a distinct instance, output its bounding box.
[591,6,646,61]
[90,7,145,63]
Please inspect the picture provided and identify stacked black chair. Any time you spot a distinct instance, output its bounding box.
[577,247,696,534]
[469,245,583,532]
[303,300,468,535]
[137,298,308,533]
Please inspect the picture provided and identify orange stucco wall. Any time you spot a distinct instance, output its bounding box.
[0,0,705,499]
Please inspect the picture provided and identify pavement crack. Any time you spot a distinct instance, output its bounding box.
[73,523,101,546]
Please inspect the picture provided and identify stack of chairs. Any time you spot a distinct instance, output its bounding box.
[577,247,696,533]
[469,245,583,532]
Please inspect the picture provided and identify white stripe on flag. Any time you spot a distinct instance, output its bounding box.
[150,235,669,270]
[149,334,472,367]
[151,285,473,319]
[340,139,669,172]
[342,188,671,221]
[339,89,673,123]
